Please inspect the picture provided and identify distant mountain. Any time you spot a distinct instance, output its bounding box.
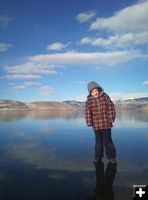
[115,97,148,110]
[0,97,147,111]
[26,101,82,111]
[0,100,83,111]
[0,100,28,110]
[132,97,148,101]
[64,97,148,110]
[63,100,85,108]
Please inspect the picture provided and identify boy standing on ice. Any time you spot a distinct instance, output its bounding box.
[85,81,117,164]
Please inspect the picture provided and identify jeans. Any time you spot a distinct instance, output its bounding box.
[94,129,116,160]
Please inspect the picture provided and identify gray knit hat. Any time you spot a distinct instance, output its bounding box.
[87,81,102,93]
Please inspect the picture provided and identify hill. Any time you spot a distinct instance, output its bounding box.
[0,97,147,111]
[26,101,82,111]
[115,97,148,110]
[0,100,82,111]
[0,100,28,110]
[64,97,148,110]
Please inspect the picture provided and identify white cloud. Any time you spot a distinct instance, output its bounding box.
[11,85,26,91]
[80,2,148,51]
[4,74,42,80]
[39,85,53,96]
[29,50,144,66]
[2,62,57,80]
[76,11,97,23]
[5,62,57,75]
[10,81,41,91]
[0,15,13,26]
[0,43,12,52]
[80,31,148,49]
[47,42,69,51]
[1,50,147,84]
[142,81,148,85]
[90,1,148,33]
[136,31,148,44]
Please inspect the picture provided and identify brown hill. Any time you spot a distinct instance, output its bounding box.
[0,100,28,110]
[26,101,80,111]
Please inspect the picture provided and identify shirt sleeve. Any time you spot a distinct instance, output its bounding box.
[85,99,93,126]
[105,94,116,123]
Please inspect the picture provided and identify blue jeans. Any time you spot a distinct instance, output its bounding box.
[94,129,116,160]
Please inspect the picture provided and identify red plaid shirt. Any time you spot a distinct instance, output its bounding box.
[85,93,116,130]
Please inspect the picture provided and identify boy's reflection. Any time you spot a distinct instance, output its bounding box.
[91,162,117,200]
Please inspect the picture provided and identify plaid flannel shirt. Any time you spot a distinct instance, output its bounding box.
[85,93,116,130]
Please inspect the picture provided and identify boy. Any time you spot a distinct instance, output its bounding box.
[85,81,117,164]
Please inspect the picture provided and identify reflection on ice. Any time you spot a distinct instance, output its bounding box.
[0,110,84,121]
[0,109,148,200]
[115,109,148,127]
[92,162,117,200]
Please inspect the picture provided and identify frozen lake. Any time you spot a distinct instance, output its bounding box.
[0,109,147,200]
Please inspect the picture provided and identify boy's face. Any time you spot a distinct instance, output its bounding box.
[91,88,100,98]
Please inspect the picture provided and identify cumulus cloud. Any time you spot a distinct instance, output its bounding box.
[90,1,148,33]
[39,85,53,96]
[0,43,12,52]
[47,42,70,51]
[80,31,148,49]
[78,1,148,51]
[76,11,97,23]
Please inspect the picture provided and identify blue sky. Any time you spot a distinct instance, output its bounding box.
[0,0,148,102]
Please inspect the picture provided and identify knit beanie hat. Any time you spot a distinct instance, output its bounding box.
[87,81,102,93]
